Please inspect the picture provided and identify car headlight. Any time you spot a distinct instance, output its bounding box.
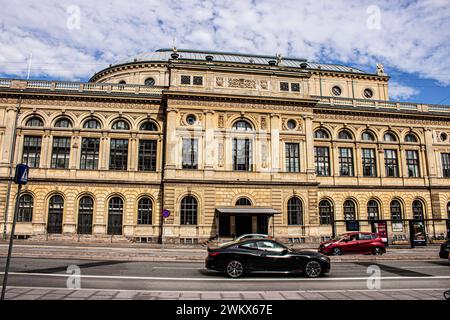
[323,243,332,248]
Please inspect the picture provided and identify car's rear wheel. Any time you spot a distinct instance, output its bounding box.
[332,248,343,256]
[372,247,383,255]
[226,260,244,278]
[304,260,322,278]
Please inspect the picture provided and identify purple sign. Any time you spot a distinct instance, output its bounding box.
[162,210,171,218]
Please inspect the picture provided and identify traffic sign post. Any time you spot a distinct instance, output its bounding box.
[1,164,29,300]
[161,210,171,249]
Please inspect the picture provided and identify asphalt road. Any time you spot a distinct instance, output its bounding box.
[1,257,449,292]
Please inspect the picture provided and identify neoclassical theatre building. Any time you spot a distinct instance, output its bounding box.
[0,48,449,245]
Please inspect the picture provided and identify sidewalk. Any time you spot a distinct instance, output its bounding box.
[3,286,447,300]
[0,240,443,262]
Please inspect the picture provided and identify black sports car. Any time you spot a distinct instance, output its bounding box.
[206,238,331,278]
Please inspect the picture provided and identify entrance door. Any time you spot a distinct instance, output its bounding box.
[257,215,268,235]
[235,215,253,237]
[219,214,231,236]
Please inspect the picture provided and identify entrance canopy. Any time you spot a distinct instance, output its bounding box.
[215,207,279,216]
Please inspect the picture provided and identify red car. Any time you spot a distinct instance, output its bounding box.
[318,232,386,256]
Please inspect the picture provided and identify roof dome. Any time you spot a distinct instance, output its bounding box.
[111,48,366,74]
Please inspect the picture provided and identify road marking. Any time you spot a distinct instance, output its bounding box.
[2,272,450,282]
[5,285,448,294]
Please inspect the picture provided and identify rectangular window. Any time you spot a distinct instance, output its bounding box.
[22,136,42,168]
[384,149,399,177]
[80,138,100,170]
[233,138,252,171]
[285,143,300,172]
[51,137,71,169]
[441,153,450,178]
[339,148,354,176]
[181,75,191,85]
[182,139,198,169]
[280,82,289,91]
[109,139,129,171]
[291,83,300,92]
[193,76,203,86]
[314,147,330,176]
[406,150,420,178]
[362,148,377,177]
[138,140,157,172]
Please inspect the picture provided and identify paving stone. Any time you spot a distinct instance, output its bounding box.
[66,290,97,298]
[18,295,42,300]
[261,292,285,300]
[221,293,242,299]
[7,288,33,294]
[279,292,303,299]
[180,293,201,299]
[28,289,52,295]
[319,292,350,300]
[201,292,222,299]
[114,291,139,299]
[38,295,69,300]
[88,296,114,300]
[241,292,262,299]
[297,292,326,300]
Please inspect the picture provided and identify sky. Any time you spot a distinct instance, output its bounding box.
[0,0,450,104]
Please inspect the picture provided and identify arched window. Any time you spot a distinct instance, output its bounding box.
[314,129,330,139]
[447,202,450,220]
[236,198,252,206]
[26,117,44,127]
[181,196,198,225]
[405,133,418,143]
[362,131,375,141]
[108,197,123,235]
[412,200,424,220]
[343,200,356,220]
[338,130,353,140]
[390,200,403,221]
[232,120,253,131]
[18,194,33,223]
[140,121,158,131]
[83,119,101,129]
[118,80,126,85]
[287,197,303,225]
[78,196,94,235]
[367,200,380,220]
[138,197,153,225]
[112,120,130,131]
[54,117,73,128]
[47,195,64,234]
[384,132,397,142]
[319,200,333,225]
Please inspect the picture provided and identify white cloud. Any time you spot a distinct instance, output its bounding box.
[389,82,420,100]
[0,0,449,89]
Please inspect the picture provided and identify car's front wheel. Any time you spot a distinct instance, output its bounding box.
[304,260,322,278]
[372,247,383,255]
[332,248,343,256]
[226,260,245,278]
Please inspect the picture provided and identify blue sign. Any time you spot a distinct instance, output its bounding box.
[162,210,171,218]
[14,164,29,185]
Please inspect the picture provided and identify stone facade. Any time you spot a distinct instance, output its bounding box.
[0,49,449,245]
